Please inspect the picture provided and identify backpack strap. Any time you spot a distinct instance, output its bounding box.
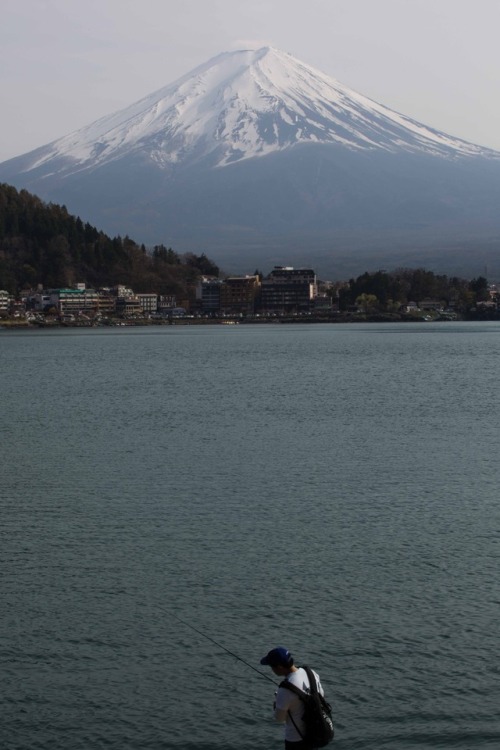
[279,679,308,700]
[279,666,317,700]
[303,665,318,696]
[304,665,333,716]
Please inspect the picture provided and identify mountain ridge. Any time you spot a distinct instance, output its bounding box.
[2,47,500,278]
[4,46,498,176]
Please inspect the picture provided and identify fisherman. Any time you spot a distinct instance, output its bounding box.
[260,646,324,750]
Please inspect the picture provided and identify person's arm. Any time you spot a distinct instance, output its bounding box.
[315,671,325,697]
[274,705,288,723]
[274,686,291,723]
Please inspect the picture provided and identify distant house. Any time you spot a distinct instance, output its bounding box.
[402,301,419,313]
[158,295,177,314]
[419,299,444,312]
[313,295,333,311]
[0,289,10,315]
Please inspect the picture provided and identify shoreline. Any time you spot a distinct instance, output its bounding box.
[0,312,478,330]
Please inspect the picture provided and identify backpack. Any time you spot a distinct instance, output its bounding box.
[280,665,334,748]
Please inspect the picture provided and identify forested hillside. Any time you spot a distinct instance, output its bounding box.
[337,268,489,310]
[0,183,219,295]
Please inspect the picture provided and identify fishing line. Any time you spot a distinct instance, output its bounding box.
[159,606,278,685]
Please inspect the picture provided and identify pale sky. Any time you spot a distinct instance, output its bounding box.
[1,0,500,162]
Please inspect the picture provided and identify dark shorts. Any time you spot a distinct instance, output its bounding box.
[285,741,314,750]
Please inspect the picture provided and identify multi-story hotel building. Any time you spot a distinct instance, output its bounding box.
[197,277,223,313]
[219,275,260,315]
[260,266,317,312]
[136,293,158,314]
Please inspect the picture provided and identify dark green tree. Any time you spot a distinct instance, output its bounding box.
[468,276,489,301]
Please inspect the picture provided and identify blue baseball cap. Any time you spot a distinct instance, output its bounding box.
[260,647,293,667]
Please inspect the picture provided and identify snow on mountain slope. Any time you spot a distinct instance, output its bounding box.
[14,47,499,177]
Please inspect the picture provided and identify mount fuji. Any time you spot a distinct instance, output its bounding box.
[2,47,500,277]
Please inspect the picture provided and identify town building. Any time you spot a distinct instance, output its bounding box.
[95,290,117,315]
[260,266,317,313]
[116,296,143,316]
[313,295,334,311]
[158,295,177,314]
[197,277,223,313]
[27,285,100,315]
[0,289,10,315]
[114,285,135,298]
[419,299,445,312]
[10,299,26,318]
[136,293,158,314]
[29,292,53,312]
[54,287,100,315]
[219,275,260,315]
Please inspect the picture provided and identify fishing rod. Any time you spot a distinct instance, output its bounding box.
[159,606,278,686]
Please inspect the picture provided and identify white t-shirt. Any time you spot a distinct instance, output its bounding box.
[274,667,324,742]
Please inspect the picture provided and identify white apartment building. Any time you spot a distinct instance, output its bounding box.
[136,293,158,313]
[0,289,10,314]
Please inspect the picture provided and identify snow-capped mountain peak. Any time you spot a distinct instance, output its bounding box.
[20,46,497,176]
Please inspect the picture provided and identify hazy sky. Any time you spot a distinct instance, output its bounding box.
[1,0,499,161]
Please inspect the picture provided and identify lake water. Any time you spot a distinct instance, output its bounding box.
[1,322,499,750]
